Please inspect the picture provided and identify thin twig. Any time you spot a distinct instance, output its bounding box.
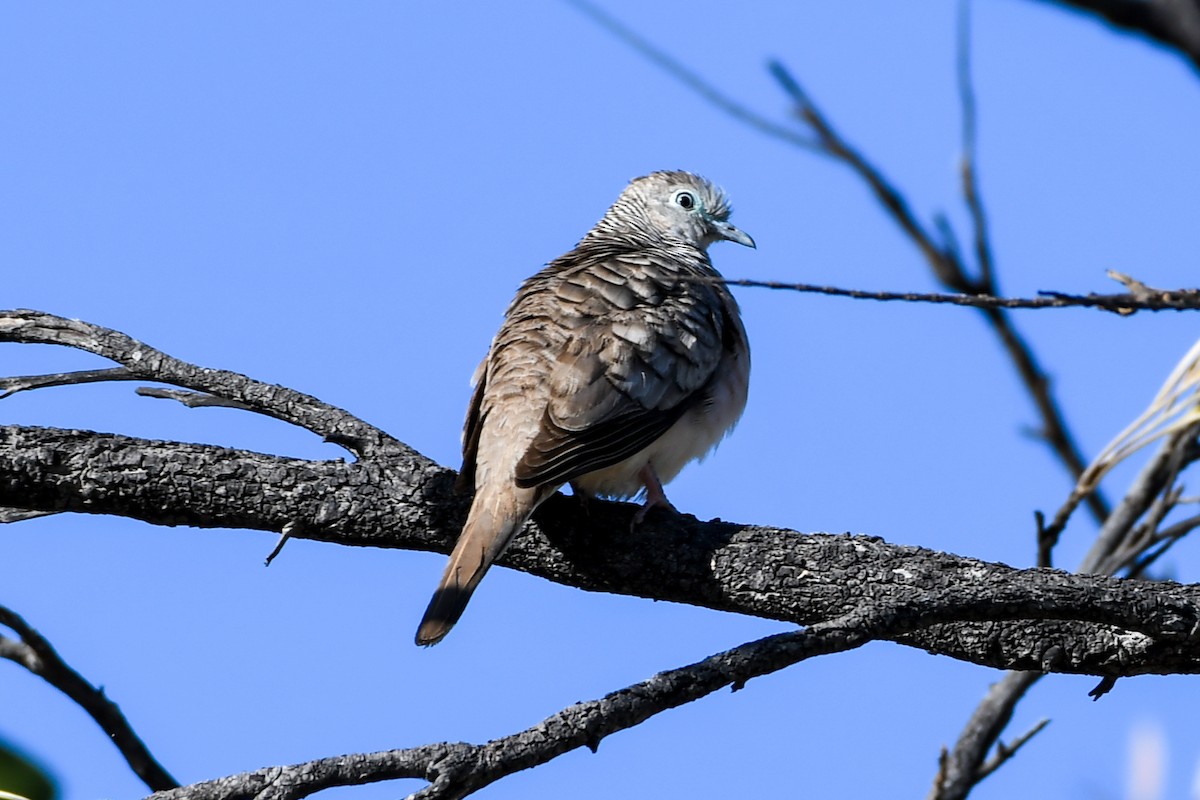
[929,671,1042,800]
[264,520,302,566]
[0,605,178,791]
[136,387,254,410]
[148,620,877,800]
[713,278,1200,312]
[767,56,1112,526]
[562,0,821,153]
[957,0,995,291]
[1082,427,1199,574]
[0,309,403,459]
[146,573,1179,800]
[768,61,964,286]
[573,1,1113,527]
[1130,528,1196,578]
[0,367,137,399]
[973,718,1051,782]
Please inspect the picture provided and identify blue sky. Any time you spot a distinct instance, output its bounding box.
[3,2,1200,798]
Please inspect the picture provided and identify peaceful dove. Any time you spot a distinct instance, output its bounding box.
[415,170,753,646]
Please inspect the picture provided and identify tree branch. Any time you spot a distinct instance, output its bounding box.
[147,620,877,800]
[561,0,822,153]
[933,420,1200,799]
[0,605,178,792]
[0,309,404,459]
[7,310,1200,799]
[2,423,1199,676]
[765,57,1110,526]
[0,367,138,399]
[148,575,1199,800]
[1038,0,1200,72]
[562,0,1108,524]
[715,276,1200,313]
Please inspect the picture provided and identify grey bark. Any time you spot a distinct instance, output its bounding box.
[3,424,1199,677]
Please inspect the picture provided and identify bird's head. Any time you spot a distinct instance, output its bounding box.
[601,170,755,252]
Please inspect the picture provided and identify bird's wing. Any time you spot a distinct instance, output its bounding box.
[456,357,488,494]
[513,253,729,488]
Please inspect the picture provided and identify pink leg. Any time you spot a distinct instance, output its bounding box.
[632,463,677,527]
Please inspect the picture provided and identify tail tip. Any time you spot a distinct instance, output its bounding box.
[414,584,473,647]
[414,620,451,647]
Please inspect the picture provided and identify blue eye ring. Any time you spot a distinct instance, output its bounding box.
[675,191,696,210]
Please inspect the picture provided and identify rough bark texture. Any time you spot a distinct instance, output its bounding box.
[4,423,1200,677]
[8,308,1200,800]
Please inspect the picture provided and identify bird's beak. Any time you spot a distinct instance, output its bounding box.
[709,218,756,249]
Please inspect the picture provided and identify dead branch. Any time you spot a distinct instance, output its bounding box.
[716,276,1200,313]
[0,605,178,791]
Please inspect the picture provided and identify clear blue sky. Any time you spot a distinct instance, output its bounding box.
[4,2,1200,798]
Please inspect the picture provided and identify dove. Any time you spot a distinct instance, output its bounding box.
[416,170,753,645]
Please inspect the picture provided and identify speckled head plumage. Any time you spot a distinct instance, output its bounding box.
[584,170,755,252]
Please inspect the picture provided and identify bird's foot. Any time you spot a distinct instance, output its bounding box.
[631,464,677,529]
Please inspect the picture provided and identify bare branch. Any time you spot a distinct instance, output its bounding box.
[0,605,177,791]
[0,367,137,399]
[3,423,1200,676]
[572,2,1109,530]
[1037,0,1200,72]
[768,61,968,288]
[957,0,995,292]
[6,310,1200,799]
[562,0,820,152]
[148,621,876,800]
[146,576,1195,800]
[936,423,1200,799]
[1130,512,1200,577]
[973,718,1051,783]
[0,310,403,459]
[930,671,1042,800]
[135,387,253,410]
[1082,428,1200,574]
[767,58,1111,529]
[714,277,1200,313]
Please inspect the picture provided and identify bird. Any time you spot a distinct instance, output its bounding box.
[415,170,753,646]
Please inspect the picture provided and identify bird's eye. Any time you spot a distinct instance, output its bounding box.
[675,191,696,210]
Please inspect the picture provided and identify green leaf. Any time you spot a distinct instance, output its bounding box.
[0,740,56,800]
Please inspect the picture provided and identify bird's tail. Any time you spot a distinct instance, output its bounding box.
[414,490,532,646]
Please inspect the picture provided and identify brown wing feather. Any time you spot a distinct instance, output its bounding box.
[512,253,728,489]
[515,404,689,488]
[456,360,488,494]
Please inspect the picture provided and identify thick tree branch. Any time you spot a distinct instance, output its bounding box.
[1039,0,1200,72]
[7,309,1200,800]
[0,605,178,792]
[934,421,1200,799]
[3,424,1200,677]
